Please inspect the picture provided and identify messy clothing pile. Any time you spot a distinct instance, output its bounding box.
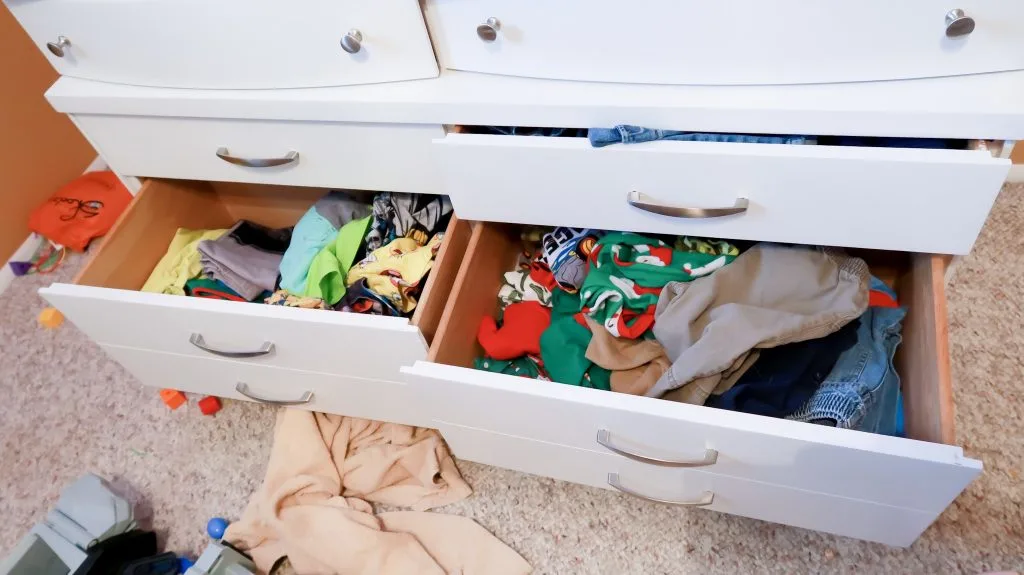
[473,227,906,436]
[141,191,452,318]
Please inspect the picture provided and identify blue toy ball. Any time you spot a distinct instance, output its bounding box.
[177,556,194,574]
[206,517,229,540]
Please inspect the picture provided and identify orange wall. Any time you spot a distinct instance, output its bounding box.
[0,6,96,262]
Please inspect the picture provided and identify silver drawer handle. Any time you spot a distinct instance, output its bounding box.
[945,8,975,38]
[340,29,363,54]
[189,333,274,358]
[235,382,313,406]
[47,36,71,58]
[477,17,501,42]
[597,429,718,467]
[607,473,714,507]
[627,191,748,219]
[216,147,299,168]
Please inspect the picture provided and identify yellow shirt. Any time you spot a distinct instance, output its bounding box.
[141,228,228,295]
[346,234,444,313]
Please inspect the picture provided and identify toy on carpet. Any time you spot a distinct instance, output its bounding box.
[206,517,229,540]
[0,474,253,574]
[158,391,223,416]
[184,541,255,575]
[9,240,66,277]
[0,474,144,574]
[198,396,222,416]
[37,308,64,329]
[159,389,187,410]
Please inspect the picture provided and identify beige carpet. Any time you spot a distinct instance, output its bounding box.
[1,185,1022,574]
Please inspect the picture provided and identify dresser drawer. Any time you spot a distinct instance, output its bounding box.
[425,0,1024,86]
[437,421,943,547]
[40,179,471,391]
[74,114,444,194]
[6,0,437,89]
[433,132,1009,254]
[402,222,982,541]
[101,344,427,426]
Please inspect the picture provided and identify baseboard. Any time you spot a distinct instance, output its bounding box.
[1008,164,1024,183]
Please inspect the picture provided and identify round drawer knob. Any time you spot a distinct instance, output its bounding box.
[340,29,363,54]
[945,9,975,38]
[46,36,71,58]
[476,17,501,42]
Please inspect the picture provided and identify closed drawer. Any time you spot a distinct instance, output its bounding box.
[425,0,1024,86]
[74,114,444,194]
[6,0,437,89]
[402,222,982,545]
[438,421,944,547]
[40,179,471,390]
[102,344,426,426]
[433,131,1009,254]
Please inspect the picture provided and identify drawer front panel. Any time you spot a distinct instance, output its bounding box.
[75,115,444,193]
[437,421,940,547]
[41,284,428,384]
[434,134,1009,254]
[405,362,981,514]
[7,0,438,89]
[427,0,1024,86]
[105,344,428,426]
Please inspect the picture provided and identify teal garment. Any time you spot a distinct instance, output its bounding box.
[279,208,341,294]
[539,290,611,390]
[279,192,371,294]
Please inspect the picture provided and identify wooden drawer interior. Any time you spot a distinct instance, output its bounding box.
[75,178,470,344]
[428,221,955,446]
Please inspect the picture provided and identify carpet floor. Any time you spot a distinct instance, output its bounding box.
[1,184,1022,574]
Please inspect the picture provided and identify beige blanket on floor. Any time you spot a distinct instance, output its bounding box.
[224,409,532,575]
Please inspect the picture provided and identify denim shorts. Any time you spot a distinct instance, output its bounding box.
[786,277,906,435]
[588,125,813,147]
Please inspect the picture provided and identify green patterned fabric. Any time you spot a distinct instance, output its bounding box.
[580,233,738,338]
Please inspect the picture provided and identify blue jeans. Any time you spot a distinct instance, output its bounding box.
[588,125,813,148]
[787,277,906,436]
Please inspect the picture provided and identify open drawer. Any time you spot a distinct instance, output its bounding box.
[402,221,982,546]
[432,129,1010,254]
[39,179,471,424]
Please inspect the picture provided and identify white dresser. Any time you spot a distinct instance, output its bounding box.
[9,0,1024,548]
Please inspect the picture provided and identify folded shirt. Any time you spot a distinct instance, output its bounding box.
[197,221,292,301]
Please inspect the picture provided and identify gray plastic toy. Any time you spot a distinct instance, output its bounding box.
[184,542,256,575]
[0,474,135,575]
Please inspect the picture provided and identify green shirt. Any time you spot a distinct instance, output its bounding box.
[304,215,372,305]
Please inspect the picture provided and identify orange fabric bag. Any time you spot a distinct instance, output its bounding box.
[28,171,132,252]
